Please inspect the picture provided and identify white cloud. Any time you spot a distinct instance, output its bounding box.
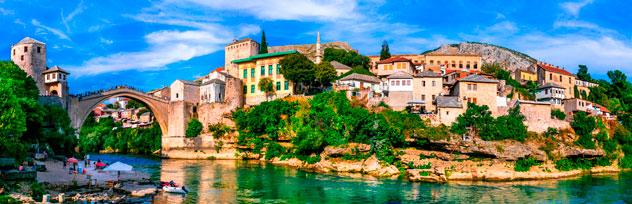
[560,0,593,17]
[99,37,113,45]
[31,19,71,40]
[0,7,13,15]
[171,0,360,21]
[61,0,86,32]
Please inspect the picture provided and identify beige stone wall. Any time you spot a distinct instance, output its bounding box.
[425,54,481,71]
[170,81,200,104]
[376,62,414,77]
[237,55,294,106]
[225,39,259,77]
[11,42,47,95]
[457,82,498,115]
[538,69,576,99]
[437,107,464,125]
[386,91,412,111]
[412,77,443,112]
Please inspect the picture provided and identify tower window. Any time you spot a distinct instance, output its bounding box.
[37,47,41,53]
[12,49,15,56]
[24,46,28,52]
[21,55,24,61]
[176,93,179,98]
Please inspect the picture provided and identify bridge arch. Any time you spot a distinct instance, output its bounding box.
[69,88,170,136]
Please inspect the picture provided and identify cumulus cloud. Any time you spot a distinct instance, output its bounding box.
[31,19,71,40]
[560,0,593,17]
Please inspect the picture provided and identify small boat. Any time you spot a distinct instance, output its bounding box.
[163,186,188,194]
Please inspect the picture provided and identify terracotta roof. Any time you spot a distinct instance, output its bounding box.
[16,37,45,45]
[43,66,69,74]
[338,73,381,84]
[458,74,498,83]
[377,57,412,64]
[599,105,610,113]
[436,96,462,108]
[538,63,574,76]
[330,60,351,70]
[416,71,441,78]
[387,71,413,79]
[227,38,257,46]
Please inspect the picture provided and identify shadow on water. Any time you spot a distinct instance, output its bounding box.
[93,155,632,203]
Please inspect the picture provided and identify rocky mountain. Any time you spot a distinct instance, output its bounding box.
[425,42,538,72]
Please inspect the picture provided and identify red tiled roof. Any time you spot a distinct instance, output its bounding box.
[598,105,610,113]
[377,57,412,64]
[538,63,573,76]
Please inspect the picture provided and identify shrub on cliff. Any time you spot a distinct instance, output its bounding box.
[514,157,541,172]
[571,112,596,149]
[551,109,566,120]
[451,103,527,141]
[185,119,203,138]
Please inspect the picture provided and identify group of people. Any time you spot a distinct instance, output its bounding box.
[62,154,108,174]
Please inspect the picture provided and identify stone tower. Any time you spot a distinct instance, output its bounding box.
[315,32,322,64]
[42,66,70,97]
[11,37,47,95]
[224,38,260,78]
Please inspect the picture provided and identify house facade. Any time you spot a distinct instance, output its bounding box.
[453,74,499,115]
[537,63,576,99]
[412,71,443,113]
[536,83,566,106]
[233,50,296,105]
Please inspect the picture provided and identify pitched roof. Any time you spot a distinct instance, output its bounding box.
[232,50,299,63]
[201,78,226,85]
[338,73,381,84]
[538,63,574,76]
[16,37,45,45]
[458,74,499,83]
[330,60,351,70]
[387,71,413,79]
[416,70,441,78]
[43,66,69,74]
[177,79,200,86]
[377,56,412,64]
[227,38,257,46]
[436,96,462,108]
[538,82,564,89]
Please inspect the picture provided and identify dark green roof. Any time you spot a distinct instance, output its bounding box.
[231,50,299,63]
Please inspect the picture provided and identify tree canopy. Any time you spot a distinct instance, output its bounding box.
[576,65,592,82]
[323,48,371,69]
[259,30,268,54]
[380,40,391,60]
[279,53,316,94]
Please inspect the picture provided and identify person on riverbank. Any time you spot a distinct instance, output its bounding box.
[63,157,67,169]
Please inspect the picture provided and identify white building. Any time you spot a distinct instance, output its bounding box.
[536,83,566,105]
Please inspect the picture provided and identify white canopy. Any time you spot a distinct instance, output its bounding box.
[103,161,133,172]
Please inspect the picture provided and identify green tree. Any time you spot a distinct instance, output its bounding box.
[186,119,203,138]
[574,85,580,98]
[279,53,315,94]
[571,112,596,149]
[314,62,337,88]
[607,70,629,99]
[451,103,496,139]
[258,77,275,101]
[338,65,376,79]
[495,104,527,141]
[576,65,592,82]
[379,40,391,60]
[323,48,371,69]
[259,30,268,54]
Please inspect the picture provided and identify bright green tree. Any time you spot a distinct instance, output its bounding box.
[258,77,275,101]
[279,53,316,94]
[323,48,371,69]
[576,65,592,82]
[259,30,268,54]
[571,112,596,149]
[314,62,337,88]
[186,119,203,138]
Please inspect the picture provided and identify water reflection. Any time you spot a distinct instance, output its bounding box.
[148,159,632,204]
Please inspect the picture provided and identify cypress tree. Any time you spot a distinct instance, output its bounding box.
[380,40,391,60]
[260,30,268,54]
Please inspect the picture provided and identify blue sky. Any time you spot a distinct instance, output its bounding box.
[1,0,631,93]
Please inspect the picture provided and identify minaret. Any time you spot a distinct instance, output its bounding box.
[315,32,322,64]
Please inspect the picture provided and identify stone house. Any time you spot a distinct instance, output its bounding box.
[147,86,170,100]
[536,83,566,106]
[374,57,416,78]
[425,53,482,74]
[139,112,152,123]
[575,79,597,97]
[233,50,296,105]
[385,71,414,110]
[170,80,201,104]
[224,38,260,77]
[452,74,499,115]
[336,73,381,99]
[43,66,69,97]
[199,79,226,103]
[514,69,537,84]
[330,60,352,76]
[514,100,553,133]
[435,96,464,125]
[537,63,576,99]
[563,98,594,115]
[412,71,443,113]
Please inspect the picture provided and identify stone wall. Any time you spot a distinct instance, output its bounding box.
[386,91,412,111]
[518,101,570,133]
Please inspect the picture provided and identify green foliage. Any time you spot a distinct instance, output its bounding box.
[514,157,542,172]
[323,48,370,69]
[337,65,375,80]
[377,101,390,109]
[0,195,20,204]
[208,123,233,138]
[259,30,268,54]
[545,128,559,138]
[481,63,534,99]
[571,112,596,149]
[314,62,337,86]
[186,119,203,138]
[30,182,45,202]
[576,65,592,82]
[555,157,610,171]
[379,40,391,60]
[279,53,316,94]
[551,109,566,120]
[258,77,275,100]
[126,99,145,109]
[620,155,632,169]
[452,103,527,141]
[79,116,162,154]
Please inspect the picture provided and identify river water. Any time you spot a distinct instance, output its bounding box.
[90,154,632,203]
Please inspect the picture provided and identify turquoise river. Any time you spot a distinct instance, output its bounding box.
[90,154,632,203]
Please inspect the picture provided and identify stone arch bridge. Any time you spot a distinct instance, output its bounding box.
[68,87,170,135]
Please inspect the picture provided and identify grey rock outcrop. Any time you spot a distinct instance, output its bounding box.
[429,42,537,72]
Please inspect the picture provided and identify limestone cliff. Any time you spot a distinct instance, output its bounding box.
[426,42,537,72]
